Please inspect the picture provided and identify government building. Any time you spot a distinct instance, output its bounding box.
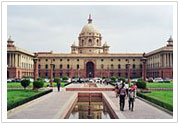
[7,15,173,79]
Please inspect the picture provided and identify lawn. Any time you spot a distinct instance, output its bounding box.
[7,82,68,88]
[142,91,173,106]
[147,82,173,88]
[7,89,43,108]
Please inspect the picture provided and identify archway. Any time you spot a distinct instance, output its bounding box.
[86,62,94,78]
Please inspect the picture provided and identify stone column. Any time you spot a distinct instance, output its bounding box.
[127,64,130,84]
[11,53,14,67]
[9,53,11,67]
[163,53,166,67]
[141,58,147,81]
[15,54,17,67]
[33,58,38,81]
[50,63,53,87]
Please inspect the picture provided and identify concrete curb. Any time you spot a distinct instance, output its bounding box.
[137,96,173,116]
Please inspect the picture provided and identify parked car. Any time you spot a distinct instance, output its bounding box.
[163,78,171,83]
[131,78,138,83]
[154,78,164,83]
[7,78,13,82]
[147,77,154,82]
[44,78,50,82]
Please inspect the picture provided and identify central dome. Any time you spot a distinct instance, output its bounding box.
[80,14,100,34]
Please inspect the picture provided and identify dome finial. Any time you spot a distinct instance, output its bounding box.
[88,14,92,24]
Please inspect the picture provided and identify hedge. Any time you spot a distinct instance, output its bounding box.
[137,92,173,112]
[7,89,53,111]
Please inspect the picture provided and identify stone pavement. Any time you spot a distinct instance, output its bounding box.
[103,91,173,119]
[7,83,173,119]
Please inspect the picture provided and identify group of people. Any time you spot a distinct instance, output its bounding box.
[115,81,137,111]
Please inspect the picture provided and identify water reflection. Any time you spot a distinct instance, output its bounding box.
[69,102,111,119]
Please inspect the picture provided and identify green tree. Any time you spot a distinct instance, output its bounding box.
[63,76,68,81]
[21,79,31,90]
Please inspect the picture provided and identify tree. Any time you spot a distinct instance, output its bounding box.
[63,76,68,81]
[21,79,30,90]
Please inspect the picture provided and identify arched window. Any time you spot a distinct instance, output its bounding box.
[97,39,99,45]
[81,39,84,46]
[88,39,92,46]
[133,64,136,69]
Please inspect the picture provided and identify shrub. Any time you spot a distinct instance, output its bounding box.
[63,76,68,81]
[54,77,60,83]
[136,78,146,89]
[20,79,31,89]
[111,76,116,82]
[118,77,125,83]
[33,80,44,90]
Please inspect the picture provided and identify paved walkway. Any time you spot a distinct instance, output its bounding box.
[7,83,173,119]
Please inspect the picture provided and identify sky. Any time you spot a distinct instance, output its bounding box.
[7,5,173,54]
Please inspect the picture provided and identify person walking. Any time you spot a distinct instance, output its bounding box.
[128,88,135,111]
[119,83,126,111]
[57,81,61,92]
[125,82,129,96]
[115,84,119,98]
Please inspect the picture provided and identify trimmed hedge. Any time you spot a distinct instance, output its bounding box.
[137,92,173,112]
[64,82,72,87]
[136,79,146,89]
[7,89,53,111]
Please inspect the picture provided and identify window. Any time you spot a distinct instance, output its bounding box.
[97,39,99,45]
[126,59,128,62]
[60,59,62,61]
[46,59,48,62]
[118,59,121,61]
[111,64,114,69]
[118,72,121,77]
[101,59,104,62]
[77,64,79,69]
[38,64,41,70]
[53,64,55,70]
[111,59,113,61]
[140,64,142,69]
[126,64,129,69]
[67,64,70,69]
[133,59,135,61]
[45,72,48,77]
[133,64,136,69]
[39,59,41,62]
[67,59,70,61]
[77,59,79,61]
[101,64,104,69]
[88,39,92,46]
[53,59,55,61]
[118,64,121,69]
[60,64,63,69]
[45,64,48,70]
[110,72,114,77]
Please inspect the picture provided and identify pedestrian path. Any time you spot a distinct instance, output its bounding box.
[7,83,173,119]
[103,91,173,119]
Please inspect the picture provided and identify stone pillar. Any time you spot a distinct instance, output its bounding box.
[33,58,38,81]
[50,63,53,87]
[9,53,11,67]
[163,53,166,67]
[142,58,147,81]
[127,64,130,84]
[15,54,17,67]
[11,53,14,67]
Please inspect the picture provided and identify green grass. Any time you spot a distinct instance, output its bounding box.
[147,82,173,88]
[7,82,67,88]
[7,89,43,108]
[142,91,173,106]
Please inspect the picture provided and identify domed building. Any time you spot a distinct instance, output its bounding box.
[7,15,173,79]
